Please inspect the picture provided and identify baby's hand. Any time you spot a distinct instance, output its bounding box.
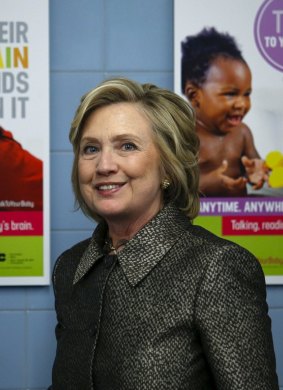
[218,160,247,191]
[241,156,268,189]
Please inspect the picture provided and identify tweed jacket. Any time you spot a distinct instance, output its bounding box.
[50,203,278,390]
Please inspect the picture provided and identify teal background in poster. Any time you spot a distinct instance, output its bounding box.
[0,0,282,389]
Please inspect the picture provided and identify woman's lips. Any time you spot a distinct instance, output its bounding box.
[95,183,125,195]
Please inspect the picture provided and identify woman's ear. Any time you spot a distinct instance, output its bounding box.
[184,82,200,108]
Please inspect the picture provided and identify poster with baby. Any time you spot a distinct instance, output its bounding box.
[0,0,49,285]
[174,0,283,284]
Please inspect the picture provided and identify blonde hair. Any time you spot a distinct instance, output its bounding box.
[70,78,200,221]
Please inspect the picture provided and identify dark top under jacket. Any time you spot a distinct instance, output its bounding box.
[50,202,279,390]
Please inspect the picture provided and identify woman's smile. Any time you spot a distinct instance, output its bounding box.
[95,182,125,193]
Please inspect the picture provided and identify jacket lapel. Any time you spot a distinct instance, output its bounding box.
[73,203,191,287]
[117,203,190,286]
[73,222,107,284]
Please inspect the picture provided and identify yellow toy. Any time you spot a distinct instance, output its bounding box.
[265,151,283,188]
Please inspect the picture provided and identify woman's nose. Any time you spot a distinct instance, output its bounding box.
[96,149,118,175]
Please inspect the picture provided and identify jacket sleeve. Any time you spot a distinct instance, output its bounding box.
[195,244,279,389]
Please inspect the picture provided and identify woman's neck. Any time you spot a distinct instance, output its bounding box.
[105,205,163,248]
[106,221,142,248]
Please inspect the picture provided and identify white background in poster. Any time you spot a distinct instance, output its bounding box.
[0,0,49,160]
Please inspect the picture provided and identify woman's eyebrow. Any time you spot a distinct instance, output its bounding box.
[112,133,142,142]
[80,136,99,144]
[80,133,144,145]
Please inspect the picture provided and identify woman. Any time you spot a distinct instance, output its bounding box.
[50,78,278,389]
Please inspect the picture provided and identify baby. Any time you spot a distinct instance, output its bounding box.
[181,27,267,197]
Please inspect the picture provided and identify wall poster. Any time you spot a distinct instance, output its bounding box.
[174,0,283,284]
[0,0,49,285]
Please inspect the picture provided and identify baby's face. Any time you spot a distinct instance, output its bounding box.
[196,57,252,134]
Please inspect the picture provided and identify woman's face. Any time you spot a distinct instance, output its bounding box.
[78,102,163,227]
[196,57,252,134]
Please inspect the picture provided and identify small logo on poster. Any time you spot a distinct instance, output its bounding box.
[0,253,6,262]
[254,0,283,72]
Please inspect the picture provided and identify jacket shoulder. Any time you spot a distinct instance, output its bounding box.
[52,238,92,294]
[184,223,264,281]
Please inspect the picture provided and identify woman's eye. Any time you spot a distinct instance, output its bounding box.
[122,142,137,151]
[82,145,98,155]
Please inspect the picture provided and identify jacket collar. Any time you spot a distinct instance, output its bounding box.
[73,203,190,287]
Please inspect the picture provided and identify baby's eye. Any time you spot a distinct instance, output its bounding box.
[121,142,137,151]
[225,91,237,96]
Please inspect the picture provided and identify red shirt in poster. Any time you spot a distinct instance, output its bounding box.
[0,127,43,211]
